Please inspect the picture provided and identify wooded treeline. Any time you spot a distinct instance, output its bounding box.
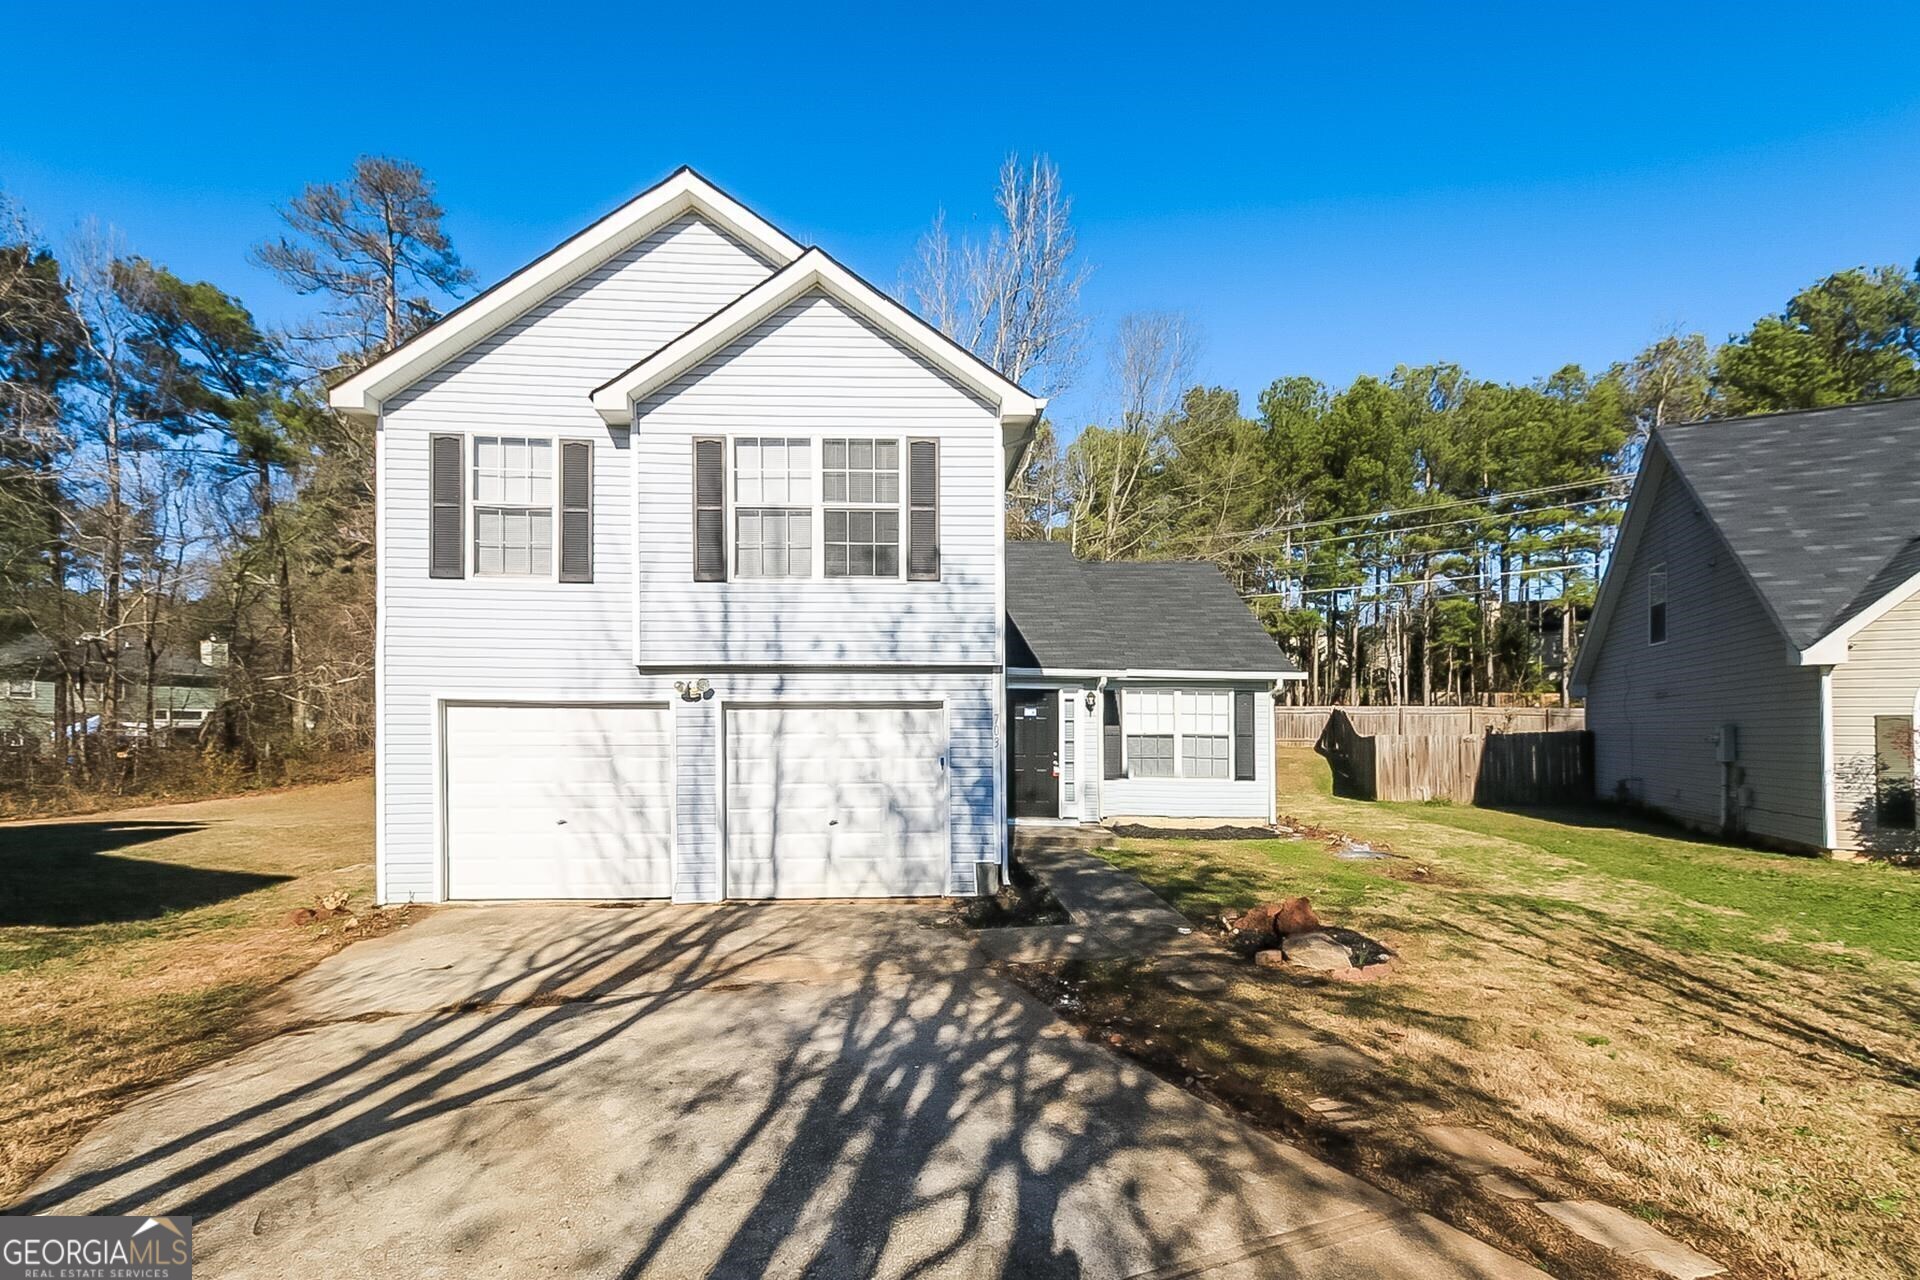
[978,211,1920,705]
[0,159,471,796]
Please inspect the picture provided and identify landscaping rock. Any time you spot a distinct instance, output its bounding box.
[1270,896,1321,935]
[1252,948,1291,969]
[1280,930,1354,971]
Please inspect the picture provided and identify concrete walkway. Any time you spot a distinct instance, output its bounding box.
[18,902,1545,1279]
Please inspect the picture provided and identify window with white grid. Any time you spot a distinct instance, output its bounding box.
[1180,690,1232,779]
[473,437,553,576]
[735,438,812,578]
[823,438,901,577]
[1125,689,1178,777]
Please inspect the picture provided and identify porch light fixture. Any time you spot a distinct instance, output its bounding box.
[1084,690,1097,712]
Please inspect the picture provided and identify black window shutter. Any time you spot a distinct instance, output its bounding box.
[429,434,464,579]
[559,440,593,583]
[1102,690,1123,780]
[693,437,726,582]
[1233,690,1256,780]
[907,438,939,581]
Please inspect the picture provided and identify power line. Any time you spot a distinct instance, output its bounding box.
[1243,474,1636,540]
[1252,562,1594,600]
[1261,499,1626,554]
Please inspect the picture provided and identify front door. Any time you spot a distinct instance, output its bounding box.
[1009,690,1059,819]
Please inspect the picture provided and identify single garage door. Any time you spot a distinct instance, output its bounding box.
[725,704,951,898]
[444,703,673,899]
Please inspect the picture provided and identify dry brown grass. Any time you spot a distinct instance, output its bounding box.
[0,777,397,1204]
[1061,750,1920,1280]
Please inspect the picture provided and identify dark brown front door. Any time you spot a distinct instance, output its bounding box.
[1009,690,1059,819]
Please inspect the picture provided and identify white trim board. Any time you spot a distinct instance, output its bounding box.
[330,168,803,421]
[1798,567,1920,665]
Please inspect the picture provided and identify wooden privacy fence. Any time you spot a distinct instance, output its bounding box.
[1315,708,1593,806]
[1275,704,1585,747]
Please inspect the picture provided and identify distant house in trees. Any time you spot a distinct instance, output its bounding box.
[0,634,227,752]
[1572,398,1920,857]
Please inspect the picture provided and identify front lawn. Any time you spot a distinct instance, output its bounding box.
[0,778,389,1204]
[1078,750,1920,1280]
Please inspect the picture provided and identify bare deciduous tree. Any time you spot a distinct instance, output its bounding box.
[910,155,1089,397]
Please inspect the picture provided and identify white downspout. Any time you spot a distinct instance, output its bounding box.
[1819,666,1837,851]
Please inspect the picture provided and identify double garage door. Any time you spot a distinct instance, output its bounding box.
[442,702,950,900]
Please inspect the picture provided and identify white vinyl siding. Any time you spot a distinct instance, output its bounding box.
[1585,449,1826,848]
[631,292,1000,667]
[376,213,778,902]
[1829,589,1920,854]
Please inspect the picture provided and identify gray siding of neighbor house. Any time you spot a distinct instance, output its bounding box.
[1586,456,1826,847]
[1830,589,1920,854]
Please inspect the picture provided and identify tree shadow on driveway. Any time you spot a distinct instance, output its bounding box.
[15,903,1536,1279]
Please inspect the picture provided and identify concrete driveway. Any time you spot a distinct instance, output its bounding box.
[19,902,1543,1279]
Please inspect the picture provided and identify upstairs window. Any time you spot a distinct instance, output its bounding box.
[5,678,32,700]
[823,439,900,578]
[472,437,553,577]
[1648,565,1668,645]
[735,438,812,578]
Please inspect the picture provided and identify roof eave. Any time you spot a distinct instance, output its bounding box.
[1795,564,1920,665]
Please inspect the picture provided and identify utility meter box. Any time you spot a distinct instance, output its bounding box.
[1716,723,1740,764]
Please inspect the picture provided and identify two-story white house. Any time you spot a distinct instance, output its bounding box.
[330,169,1043,905]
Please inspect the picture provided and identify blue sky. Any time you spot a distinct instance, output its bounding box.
[6,2,1917,432]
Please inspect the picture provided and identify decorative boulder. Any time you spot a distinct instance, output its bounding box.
[1270,897,1321,936]
[1252,949,1291,969]
[1281,930,1356,972]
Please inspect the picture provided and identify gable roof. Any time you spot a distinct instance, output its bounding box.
[592,245,1041,425]
[327,168,803,420]
[590,247,1044,479]
[1573,397,1920,687]
[1006,542,1300,677]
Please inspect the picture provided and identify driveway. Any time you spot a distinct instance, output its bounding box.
[18,901,1542,1279]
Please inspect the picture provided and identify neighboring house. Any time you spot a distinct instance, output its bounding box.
[328,169,1047,904]
[1572,398,1920,857]
[0,634,226,748]
[1004,542,1301,824]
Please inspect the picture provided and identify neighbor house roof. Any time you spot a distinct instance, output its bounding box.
[1572,396,1920,687]
[0,633,225,684]
[1006,542,1300,677]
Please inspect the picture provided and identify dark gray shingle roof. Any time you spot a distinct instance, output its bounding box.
[1656,397,1920,648]
[1006,541,1297,675]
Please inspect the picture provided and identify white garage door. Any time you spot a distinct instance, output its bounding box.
[725,704,951,898]
[444,703,673,899]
